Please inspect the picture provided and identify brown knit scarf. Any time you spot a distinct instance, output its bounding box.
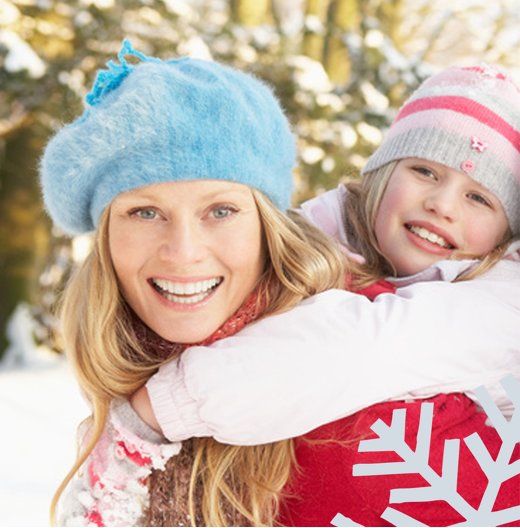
[132,291,263,526]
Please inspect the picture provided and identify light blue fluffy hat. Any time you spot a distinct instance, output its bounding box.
[40,40,296,234]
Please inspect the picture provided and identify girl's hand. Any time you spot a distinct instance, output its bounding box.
[130,385,162,432]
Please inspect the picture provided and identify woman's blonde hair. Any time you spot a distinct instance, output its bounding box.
[343,161,513,287]
[51,188,346,526]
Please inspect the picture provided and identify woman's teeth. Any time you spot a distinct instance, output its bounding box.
[406,225,453,249]
[152,278,222,304]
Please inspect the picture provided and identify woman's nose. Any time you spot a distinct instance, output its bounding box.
[157,220,205,264]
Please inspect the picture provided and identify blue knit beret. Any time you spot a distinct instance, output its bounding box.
[40,40,296,234]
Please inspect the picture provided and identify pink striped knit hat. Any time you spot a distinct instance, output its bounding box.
[362,65,520,234]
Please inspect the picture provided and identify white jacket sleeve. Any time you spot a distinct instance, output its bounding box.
[146,259,520,445]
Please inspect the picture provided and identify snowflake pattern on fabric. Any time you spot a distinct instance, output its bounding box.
[332,375,520,527]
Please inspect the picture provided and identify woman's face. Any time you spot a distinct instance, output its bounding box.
[374,158,509,276]
[109,180,265,343]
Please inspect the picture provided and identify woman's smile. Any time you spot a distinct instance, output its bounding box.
[149,276,223,307]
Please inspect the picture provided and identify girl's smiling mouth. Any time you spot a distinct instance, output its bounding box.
[405,223,456,249]
[150,277,223,304]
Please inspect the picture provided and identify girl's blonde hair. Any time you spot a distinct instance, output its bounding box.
[343,161,513,287]
[51,188,346,526]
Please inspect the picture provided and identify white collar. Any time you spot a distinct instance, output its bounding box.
[386,239,520,287]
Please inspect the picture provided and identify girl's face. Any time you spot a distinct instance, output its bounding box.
[374,158,510,276]
[109,180,265,343]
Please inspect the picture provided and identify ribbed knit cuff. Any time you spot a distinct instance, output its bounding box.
[145,358,210,442]
[111,398,166,444]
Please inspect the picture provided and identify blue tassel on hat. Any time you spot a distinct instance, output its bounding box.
[85,40,161,108]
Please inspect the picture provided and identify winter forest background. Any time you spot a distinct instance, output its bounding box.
[2,0,520,360]
[1,0,520,525]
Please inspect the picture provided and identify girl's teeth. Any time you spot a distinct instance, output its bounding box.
[408,225,450,248]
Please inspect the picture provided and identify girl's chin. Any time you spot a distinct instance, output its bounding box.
[395,256,443,277]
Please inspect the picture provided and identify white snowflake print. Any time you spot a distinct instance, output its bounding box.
[332,375,520,527]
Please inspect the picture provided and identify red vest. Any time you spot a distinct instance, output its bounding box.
[278,281,520,527]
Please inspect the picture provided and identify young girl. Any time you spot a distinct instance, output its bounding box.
[40,41,347,527]
[129,65,520,525]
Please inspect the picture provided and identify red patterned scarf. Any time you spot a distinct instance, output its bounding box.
[129,289,263,361]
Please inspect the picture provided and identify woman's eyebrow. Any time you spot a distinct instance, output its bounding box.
[118,188,251,202]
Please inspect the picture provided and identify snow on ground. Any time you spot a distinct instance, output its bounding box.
[0,306,89,527]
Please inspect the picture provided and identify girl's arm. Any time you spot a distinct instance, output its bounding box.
[144,264,520,445]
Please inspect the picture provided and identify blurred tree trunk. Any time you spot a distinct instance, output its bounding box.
[230,0,272,25]
[302,0,331,61]
[0,127,46,356]
[374,0,406,103]
[377,0,405,44]
[324,0,361,84]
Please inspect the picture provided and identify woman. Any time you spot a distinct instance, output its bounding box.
[40,41,345,526]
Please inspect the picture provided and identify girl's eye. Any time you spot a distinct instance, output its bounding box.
[130,208,158,220]
[413,166,436,179]
[468,193,491,207]
[209,205,238,220]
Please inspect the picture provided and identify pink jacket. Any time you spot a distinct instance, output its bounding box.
[146,185,520,445]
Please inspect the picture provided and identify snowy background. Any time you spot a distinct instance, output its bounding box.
[0,305,89,527]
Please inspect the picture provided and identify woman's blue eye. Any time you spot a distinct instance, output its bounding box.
[132,208,157,219]
[210,206,236,219]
